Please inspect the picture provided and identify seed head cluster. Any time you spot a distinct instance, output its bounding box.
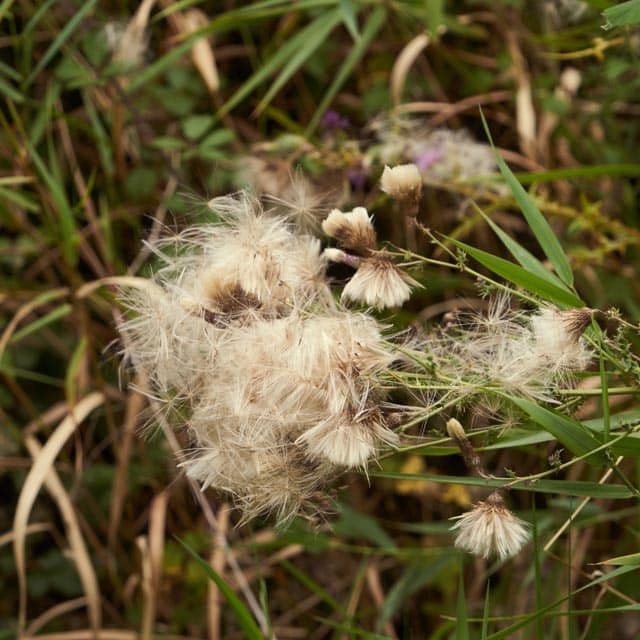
[119,169,596,543]
[119,192,400,522]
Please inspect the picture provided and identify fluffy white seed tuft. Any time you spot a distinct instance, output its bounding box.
[380,164,422,203]
[341,255,420,310]
[321,207,377,253]
[450,492,530,561]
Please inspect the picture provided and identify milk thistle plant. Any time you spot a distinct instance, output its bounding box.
[117,152,627,565]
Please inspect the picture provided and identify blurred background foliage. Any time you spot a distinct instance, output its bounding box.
[2,0,640,638]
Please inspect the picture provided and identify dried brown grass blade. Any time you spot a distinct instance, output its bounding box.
[75,276,161,299]
[24,597,88,636]
[24,435,102,634]
[391,34,429,107]
[137,535,153,640]
[139,489,169,639]
[184,9,219,94]
[108,387,145,549]
[22,631,137,640]
[0,522,50,548]
[14,391,105,634]
[207,503,229,640]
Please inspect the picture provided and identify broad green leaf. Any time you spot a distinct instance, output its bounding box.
[480,111,574,286]
[182,114,214,140]
[449,238,583,307]
[510,397,604,465]
[176,537,263,640]
[370,472,634,499]
[602,0,640,29]
[255,10,343,114]
[306,5,386,135]
[476,205,570,291]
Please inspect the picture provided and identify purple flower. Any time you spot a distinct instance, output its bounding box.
[348,167,367,191]
[414,147,443,171]
[321,109,350,132]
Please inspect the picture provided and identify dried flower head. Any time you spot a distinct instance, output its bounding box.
[380,164,422,205]
[341,254,420,310]
[450,491,530,561]
[322,207,377,253]
[118,192,402,523]
[529,307,593,374]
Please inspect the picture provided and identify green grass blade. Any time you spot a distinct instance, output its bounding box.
[10,304,73,344]
[370,472,634,499]
[599,551,640,565]
[280,559,344,613]
[340,0,360,39]
[0,0,15,22]
[479,110,574,287]
[223,9,341,118]
[305,5,386,135]
[449,238,583,307]
[255,10,342,114]
[0,76,25,103]
[176,537,263,640]
[24,0,98,88]
[377,556,452,632]
[474,204,570,291]
[456,566,470,640]
[532,501,544,640]
[510,398,605,465]
[481,580,490,640]
[23,137,78,266]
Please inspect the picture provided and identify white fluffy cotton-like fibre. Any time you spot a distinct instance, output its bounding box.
[450,492,530,561]
[118,193,400,523]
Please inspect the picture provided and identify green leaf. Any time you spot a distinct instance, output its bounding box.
[181,114,214,140]
[255,10,342,114]
[510,398,605,465]
[480,111,574,287]
[475,205,570,291]
[602,0,640,29]
[449,238,584,307]
[333,503,396,550]
[340,0,360,39]
[151,136,186,151]
[221,9,341,119]
[599,552,640,566]
[281,559,344,613]
[24,0,98,87]
[23,137,78,265]
[306,5,386,135]
[456,568,470,640]
[10,304,72,344]
[370,472,634,499]
[199,128,236,148]
[377,556,452,632]
[176,537,263,640]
